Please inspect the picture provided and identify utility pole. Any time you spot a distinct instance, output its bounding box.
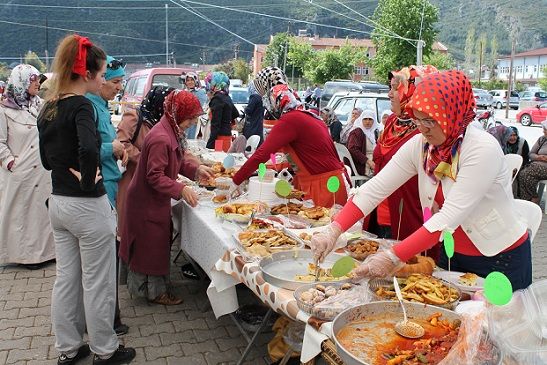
[45,17,49,71]
[201,49,207,67]
[416,40,425,66]
[478,40,483,88]
[506,38,515,118]
[165,4,169,66]
[233,43,240,60]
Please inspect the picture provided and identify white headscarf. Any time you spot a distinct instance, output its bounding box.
[3,64,41,115]
[353,109,379,147]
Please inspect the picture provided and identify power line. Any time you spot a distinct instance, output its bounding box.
[0,19,253,53]
[169,0,255,46]
[161,0,372,36]
[326,0,418,45]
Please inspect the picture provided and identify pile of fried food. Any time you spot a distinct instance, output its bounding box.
[295,262,352,282]
[377,313,461,365]
[298,206,331,226]
[271,202,303,215]
[345,239,380,260]
[212,195,228,204]
[216,202,265,216]
[237,229,299,257]
[458,272,479,287]
[247,218,275,230]
[276,189,306,200]
[374,274,459,306]
[199,162,237,187]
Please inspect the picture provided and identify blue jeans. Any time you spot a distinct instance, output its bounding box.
[439,235,532,291]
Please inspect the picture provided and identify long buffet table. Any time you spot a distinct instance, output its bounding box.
[173,198,333,363]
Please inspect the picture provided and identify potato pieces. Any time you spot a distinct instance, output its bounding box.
[237,229,298,257]
[345,239,380,260]
[374,274,459,306]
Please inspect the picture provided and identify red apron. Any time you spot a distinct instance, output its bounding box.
[284,145,348,208]
[215,135,232,152]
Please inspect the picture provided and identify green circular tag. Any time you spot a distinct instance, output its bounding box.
[484,271,513,306]
[275,179,291,197]
[258,163,267,180]
[443,231,454,259]
[326,176,340,193]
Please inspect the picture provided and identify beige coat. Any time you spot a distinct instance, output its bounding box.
[0,104,55,264]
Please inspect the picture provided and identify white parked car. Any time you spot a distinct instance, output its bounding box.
[229,86,250,116]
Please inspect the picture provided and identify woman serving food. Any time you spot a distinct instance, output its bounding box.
[311,70,532,290]
[230,67,348,208]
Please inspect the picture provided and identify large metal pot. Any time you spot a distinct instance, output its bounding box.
[331,301,461,365]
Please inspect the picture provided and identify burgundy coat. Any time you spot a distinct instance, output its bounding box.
[119,116,198,276]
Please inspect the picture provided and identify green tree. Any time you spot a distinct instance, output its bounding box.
[24,51,46,73]
[369,0,438,82]
[231,58,251,82]
[423,51,455,70]
[463,28,476,76]
[286,40,314,78]
[214,58,251,82]
[306,44,367,84]
[539,69,547,91]
[489,36,499,78]
[263,33,291,71]
[475,33,487,80]
[0,62,10,81]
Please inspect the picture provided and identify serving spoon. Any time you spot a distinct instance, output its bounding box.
[393,276,425,339]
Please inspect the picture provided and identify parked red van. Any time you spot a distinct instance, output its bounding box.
[119,67,191,113]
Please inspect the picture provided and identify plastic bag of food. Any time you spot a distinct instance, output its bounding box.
[311,284,369,321]
[438,309,501,365]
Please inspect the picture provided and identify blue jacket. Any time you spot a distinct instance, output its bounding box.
[85,92,121,206]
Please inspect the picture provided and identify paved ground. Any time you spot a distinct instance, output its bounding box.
[1,215,546,365]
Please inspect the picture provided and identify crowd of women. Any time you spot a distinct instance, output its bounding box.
[0,32,542,365]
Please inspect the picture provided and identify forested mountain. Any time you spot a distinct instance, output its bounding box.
[0,0,545,66]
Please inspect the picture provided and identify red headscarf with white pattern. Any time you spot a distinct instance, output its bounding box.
[407,70,476,181]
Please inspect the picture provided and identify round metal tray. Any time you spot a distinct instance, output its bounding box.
[259,249,349,290]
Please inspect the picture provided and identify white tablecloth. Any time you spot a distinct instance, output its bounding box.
[174,199,242,318]
[173,199,335,361]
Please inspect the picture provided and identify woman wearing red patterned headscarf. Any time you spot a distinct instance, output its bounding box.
[119,90,214,305]
[312,70,532,291]
[369,65,439,242]
[231,84,349,208]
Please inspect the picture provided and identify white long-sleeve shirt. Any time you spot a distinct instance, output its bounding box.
[353,126,527,257]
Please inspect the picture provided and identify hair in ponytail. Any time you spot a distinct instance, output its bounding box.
[40,34,106,122]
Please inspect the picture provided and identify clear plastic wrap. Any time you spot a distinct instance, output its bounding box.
[437,310,502,365]
[487,280,547,364]
[312,284,369,321]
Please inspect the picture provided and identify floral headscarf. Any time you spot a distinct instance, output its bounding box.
[204,71,229,94]
[407,70,476,182]
[378,65,439,151]
[266,84,303,119]
[320,107,339,126]
[183,72,201,89]
[253,66,288,96]
[487,125,513,154]
[248,82,259,96]
[3,64,41,114]
[140,86,175,128]
[163,90,203,149]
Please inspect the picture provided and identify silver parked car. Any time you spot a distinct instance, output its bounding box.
[472,88,494,109]
[326,91,391,126]
[489,89,519,109]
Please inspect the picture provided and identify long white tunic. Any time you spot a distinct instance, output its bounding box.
[0,105,55,264]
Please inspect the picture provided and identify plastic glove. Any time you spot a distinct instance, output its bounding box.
[349,248,405,281]
[310,222,342,263]
[228,181,242,199]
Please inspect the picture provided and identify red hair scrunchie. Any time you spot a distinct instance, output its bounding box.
[72,35,94,76]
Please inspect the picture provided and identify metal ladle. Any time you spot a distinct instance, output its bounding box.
[393,276,425,339]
